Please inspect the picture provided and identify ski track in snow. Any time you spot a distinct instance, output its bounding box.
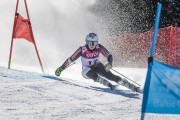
[0,67,180,120]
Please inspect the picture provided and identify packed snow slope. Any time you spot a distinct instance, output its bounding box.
[0,65,180,120]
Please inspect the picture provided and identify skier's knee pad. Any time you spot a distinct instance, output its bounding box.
[82,67,91,78]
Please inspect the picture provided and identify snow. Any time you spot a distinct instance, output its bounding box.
[1,64,180,120]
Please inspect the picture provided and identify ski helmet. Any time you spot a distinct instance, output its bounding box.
[85,33,98,46]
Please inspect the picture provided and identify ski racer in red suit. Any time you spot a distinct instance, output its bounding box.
[55,33,140,92]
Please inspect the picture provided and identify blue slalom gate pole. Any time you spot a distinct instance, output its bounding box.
[149,3,162,57]
[141,2,162,120]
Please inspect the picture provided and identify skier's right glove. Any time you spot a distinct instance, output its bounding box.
[55,67,63,77]
[104,62,112,71]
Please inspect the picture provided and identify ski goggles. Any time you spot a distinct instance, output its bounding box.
[86,41,98,46]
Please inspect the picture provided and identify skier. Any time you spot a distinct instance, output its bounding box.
[55,33,140,92]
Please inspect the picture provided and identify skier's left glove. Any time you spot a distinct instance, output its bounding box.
[104,62,112,71]
[55,67,63,77]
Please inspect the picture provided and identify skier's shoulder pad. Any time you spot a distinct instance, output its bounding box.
[80,45,87,52]
[96,44,100,48]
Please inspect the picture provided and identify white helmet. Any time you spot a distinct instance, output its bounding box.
[85,33,98,46]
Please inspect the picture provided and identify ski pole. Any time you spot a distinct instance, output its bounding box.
[66,62,76,69]
[111,68,141,86]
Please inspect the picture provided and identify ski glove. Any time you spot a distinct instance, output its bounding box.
[104,62,112,71]
[55,67,63,77]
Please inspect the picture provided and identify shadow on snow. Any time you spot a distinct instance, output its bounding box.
[42,75,140,99]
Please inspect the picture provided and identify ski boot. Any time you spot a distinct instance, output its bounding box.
[117,78,140,92]
[95,76,114,90]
